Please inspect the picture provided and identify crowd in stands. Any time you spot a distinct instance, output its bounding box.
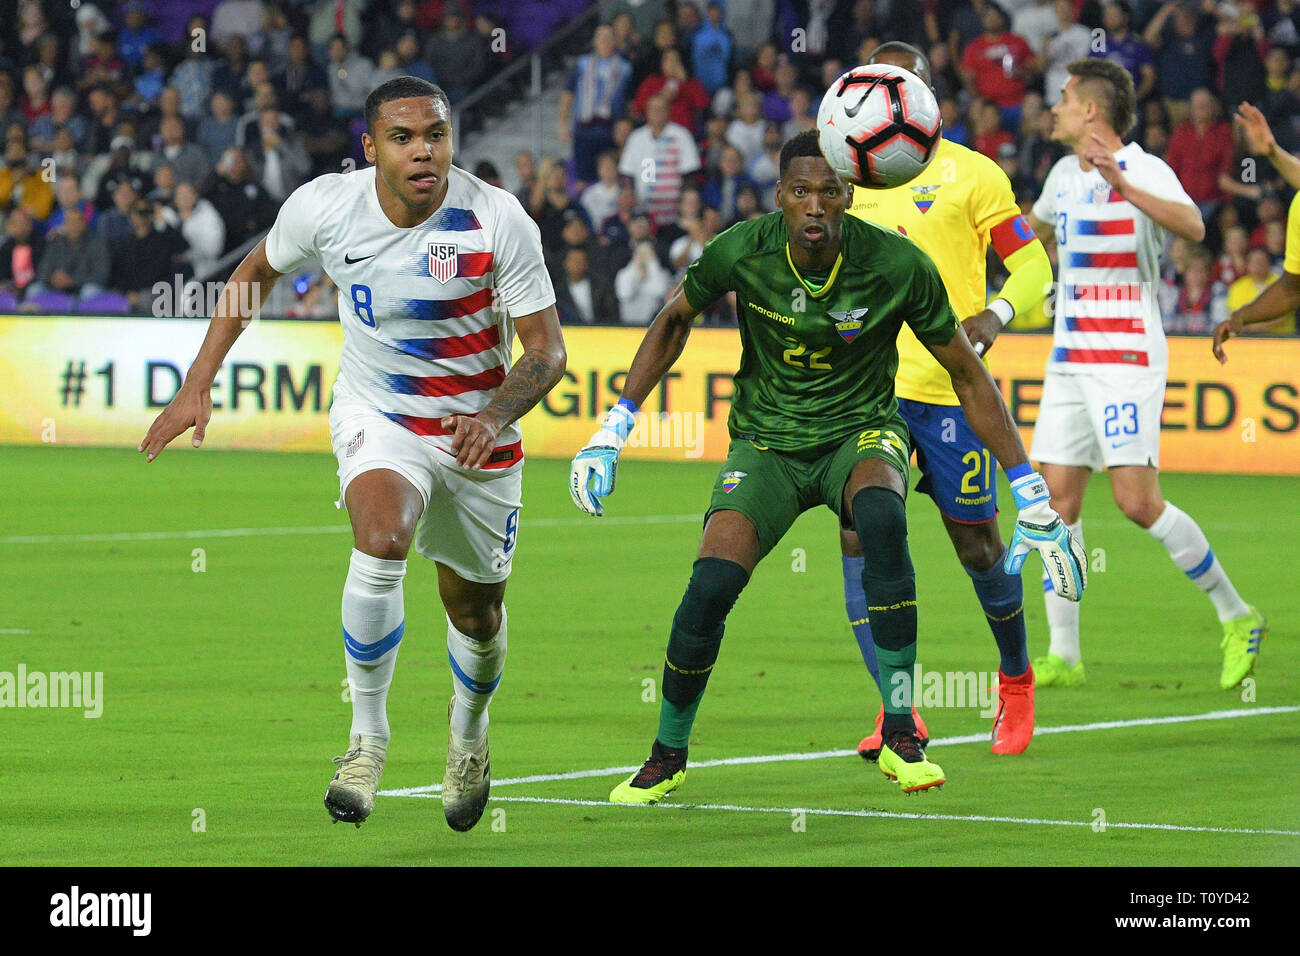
[0,0,567,312]
[511,0,1300,333]
[2,0,1298,335]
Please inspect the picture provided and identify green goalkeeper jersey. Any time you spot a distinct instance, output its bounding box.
[682,211,959,456]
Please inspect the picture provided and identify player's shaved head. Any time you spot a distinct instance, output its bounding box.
[868,41,931,88]
[777,131,850,265]
[363,77,455,227]
[779,129,827,178]
[365,76,451,135]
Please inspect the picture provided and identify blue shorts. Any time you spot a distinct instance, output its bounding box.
[897,398,998,524]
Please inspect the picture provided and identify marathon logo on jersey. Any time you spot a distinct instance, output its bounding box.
[830,307,869,343]
[911,183,940,213]
[428,242,459,283]
[721,471,747,493]
[346,429,364,458]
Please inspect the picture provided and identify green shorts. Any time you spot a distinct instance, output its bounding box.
[706,418,911,559]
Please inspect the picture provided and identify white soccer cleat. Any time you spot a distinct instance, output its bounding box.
[325,733,388,827]
[442,695,491,832]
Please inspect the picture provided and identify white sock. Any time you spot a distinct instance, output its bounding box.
[1044,520,1083,665]
[448,609,507,743]
[1147,503,1250,622]
[342,549,406,740]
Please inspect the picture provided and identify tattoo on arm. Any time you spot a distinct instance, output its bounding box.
[480,348,565,428]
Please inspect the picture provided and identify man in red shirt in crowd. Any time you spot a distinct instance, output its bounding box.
[632,48,710,136]
[960,1,1036,132]
[972,99,1015,160]
[1163,88,1234,215]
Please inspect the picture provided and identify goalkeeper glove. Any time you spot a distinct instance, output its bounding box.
[1004,470,1088,602]
[569,398,638,517]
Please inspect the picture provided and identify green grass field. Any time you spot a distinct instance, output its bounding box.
[1,445,1296,866]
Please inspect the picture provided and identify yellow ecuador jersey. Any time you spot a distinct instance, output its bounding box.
[1226,271,1279,313]
[1285,192,1300,275]
[848,138,1035,405]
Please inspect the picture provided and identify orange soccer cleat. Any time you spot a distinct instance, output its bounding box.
[857,705,930,762]
[991,666,1035,755]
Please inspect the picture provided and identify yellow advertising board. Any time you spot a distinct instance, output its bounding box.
[0,316,342,451]
[523,329,1300,475]
[0,317,1295,474]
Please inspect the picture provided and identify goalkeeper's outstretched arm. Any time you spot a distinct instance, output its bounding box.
[927,325,1087,600]
[569,283,710,516]
[138,239,284,461]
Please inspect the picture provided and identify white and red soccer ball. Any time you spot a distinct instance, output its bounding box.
[817,64,942,190]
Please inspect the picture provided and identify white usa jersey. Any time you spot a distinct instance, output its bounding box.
[264,164,555,471]
[1032,142,1195,378]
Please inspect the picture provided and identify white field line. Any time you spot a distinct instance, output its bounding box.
[380,705,1300,797]
[0,514,701,546]
[414,794,1300,837]
[0,511,1262,547]
[0,525,347,545]
[0,628,33,634]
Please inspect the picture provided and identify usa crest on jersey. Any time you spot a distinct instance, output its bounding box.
[429,242,458,283]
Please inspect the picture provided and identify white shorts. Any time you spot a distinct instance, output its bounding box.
[1031,372,1163,471]
[330,403,522,583]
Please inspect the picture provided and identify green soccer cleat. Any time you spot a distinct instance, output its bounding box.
[325,733,388,827]
[877,730,945,794]
[1033,653,1085,688]
[1220,606,1267,690]
[443,696,491,832]
[609,740,686,804]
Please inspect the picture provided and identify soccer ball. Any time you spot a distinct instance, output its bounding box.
[817,64,942,189]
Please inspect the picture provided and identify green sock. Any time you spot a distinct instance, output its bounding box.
[850,486,918,722]
[877,644,917,717]
[656,688,704,749]
[653,557,748,749]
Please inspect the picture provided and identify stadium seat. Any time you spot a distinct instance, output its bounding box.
[77,291,132,314]
[0,290,17,311]
[23,290,76,314]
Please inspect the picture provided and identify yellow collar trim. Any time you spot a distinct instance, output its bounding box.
[786,245,842,298]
